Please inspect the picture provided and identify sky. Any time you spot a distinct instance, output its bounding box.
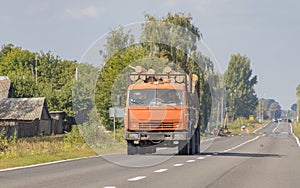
[0,0,300,110]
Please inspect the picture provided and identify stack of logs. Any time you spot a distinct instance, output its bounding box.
[129,65,198,93]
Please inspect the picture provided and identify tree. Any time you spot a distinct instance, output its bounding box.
[96,29,147,130]
[141,12,213,132]
[95,12,215,132]
[0,44,77,116]
[224,54,258,120]
[269,102,281,119]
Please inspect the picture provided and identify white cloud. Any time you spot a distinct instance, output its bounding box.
[64,6,103,20]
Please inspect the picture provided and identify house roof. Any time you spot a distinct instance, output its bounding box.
[0,98,47,121]
[0,78,11,98]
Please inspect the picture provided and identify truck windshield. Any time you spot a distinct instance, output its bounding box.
[128,89,184,106]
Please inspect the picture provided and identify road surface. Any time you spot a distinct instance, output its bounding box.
[1,122,300,188]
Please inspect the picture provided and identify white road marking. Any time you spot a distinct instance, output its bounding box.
[128,176,146,181]
[272,123,281,133]
[290,123,300,147]
[173,163,184,167]
[225,136,260,151]
[186,160,195,163]
[104,186,116,188]
[200,137,217,143]
[154,169,168,173]
[253,122,271,133]
[197,157,205,160]
[0,155,100,172]
[206,155,212,157]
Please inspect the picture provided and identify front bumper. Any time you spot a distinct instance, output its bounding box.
[125,131,188,141]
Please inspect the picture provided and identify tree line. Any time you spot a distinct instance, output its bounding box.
[0,44,76,116]
[1,12,268,132]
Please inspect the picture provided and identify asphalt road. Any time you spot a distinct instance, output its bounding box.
[1,122,300,188]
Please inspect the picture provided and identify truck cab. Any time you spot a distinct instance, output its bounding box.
[124,71,200,155]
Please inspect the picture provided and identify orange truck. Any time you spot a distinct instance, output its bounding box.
[124,68,200,155]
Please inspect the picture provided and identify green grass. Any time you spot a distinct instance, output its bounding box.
[0,145,96,169]
[227,117,269,135]
[0,126,126,170]
[293,122,300,139]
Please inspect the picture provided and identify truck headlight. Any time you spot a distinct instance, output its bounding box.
[128,133,139,139]
[173,133,185,140]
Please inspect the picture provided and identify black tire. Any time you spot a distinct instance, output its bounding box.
[189,135,195,155]
[188,127,200,155]
[127,141,137,155]
[195,127,201,154]
[178,141,189,155]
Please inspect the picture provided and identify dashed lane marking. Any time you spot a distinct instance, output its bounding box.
[186,160,195,163]
[197,157,205,160]
[154,169,168,173]
[173,163,184,167]
[128,176,146,181]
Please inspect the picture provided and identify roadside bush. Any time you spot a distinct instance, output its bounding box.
[63,125,85,148]
[0,130,9,152]
[228,117,257,134]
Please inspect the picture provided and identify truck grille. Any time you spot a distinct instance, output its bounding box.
[139,122,175,130]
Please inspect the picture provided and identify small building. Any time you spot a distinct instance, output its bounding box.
[50,111,66,134]
[0,97,51,138]
[0,76,11,98]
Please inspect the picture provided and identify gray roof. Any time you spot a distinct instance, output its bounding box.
[0,78,11,98]
[0,98,47,121]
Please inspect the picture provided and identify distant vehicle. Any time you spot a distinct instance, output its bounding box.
[272,118,278,122]
[288,119,292,123]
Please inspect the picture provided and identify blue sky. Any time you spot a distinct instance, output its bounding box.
[1,0,299,109]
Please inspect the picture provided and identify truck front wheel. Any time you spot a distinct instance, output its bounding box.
[127,141,137,155]
[178,141,189,155]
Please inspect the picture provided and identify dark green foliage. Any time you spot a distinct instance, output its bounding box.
[96,13,214,132]
[0,44,77,116]
[96,43,148,130]
[224,54,258,120]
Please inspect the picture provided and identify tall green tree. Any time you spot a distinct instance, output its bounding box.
[96,13,215,131]
[224,54,258,120]
[140,12,213,132]
[96,29,148,130]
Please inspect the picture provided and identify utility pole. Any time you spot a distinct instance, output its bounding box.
[261,99,264,123]
[216,101,220,130]
[35,55,38,84]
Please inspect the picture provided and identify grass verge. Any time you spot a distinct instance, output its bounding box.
[292,122,300,139]
[227,117,269,135]
[0,126,126,170]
